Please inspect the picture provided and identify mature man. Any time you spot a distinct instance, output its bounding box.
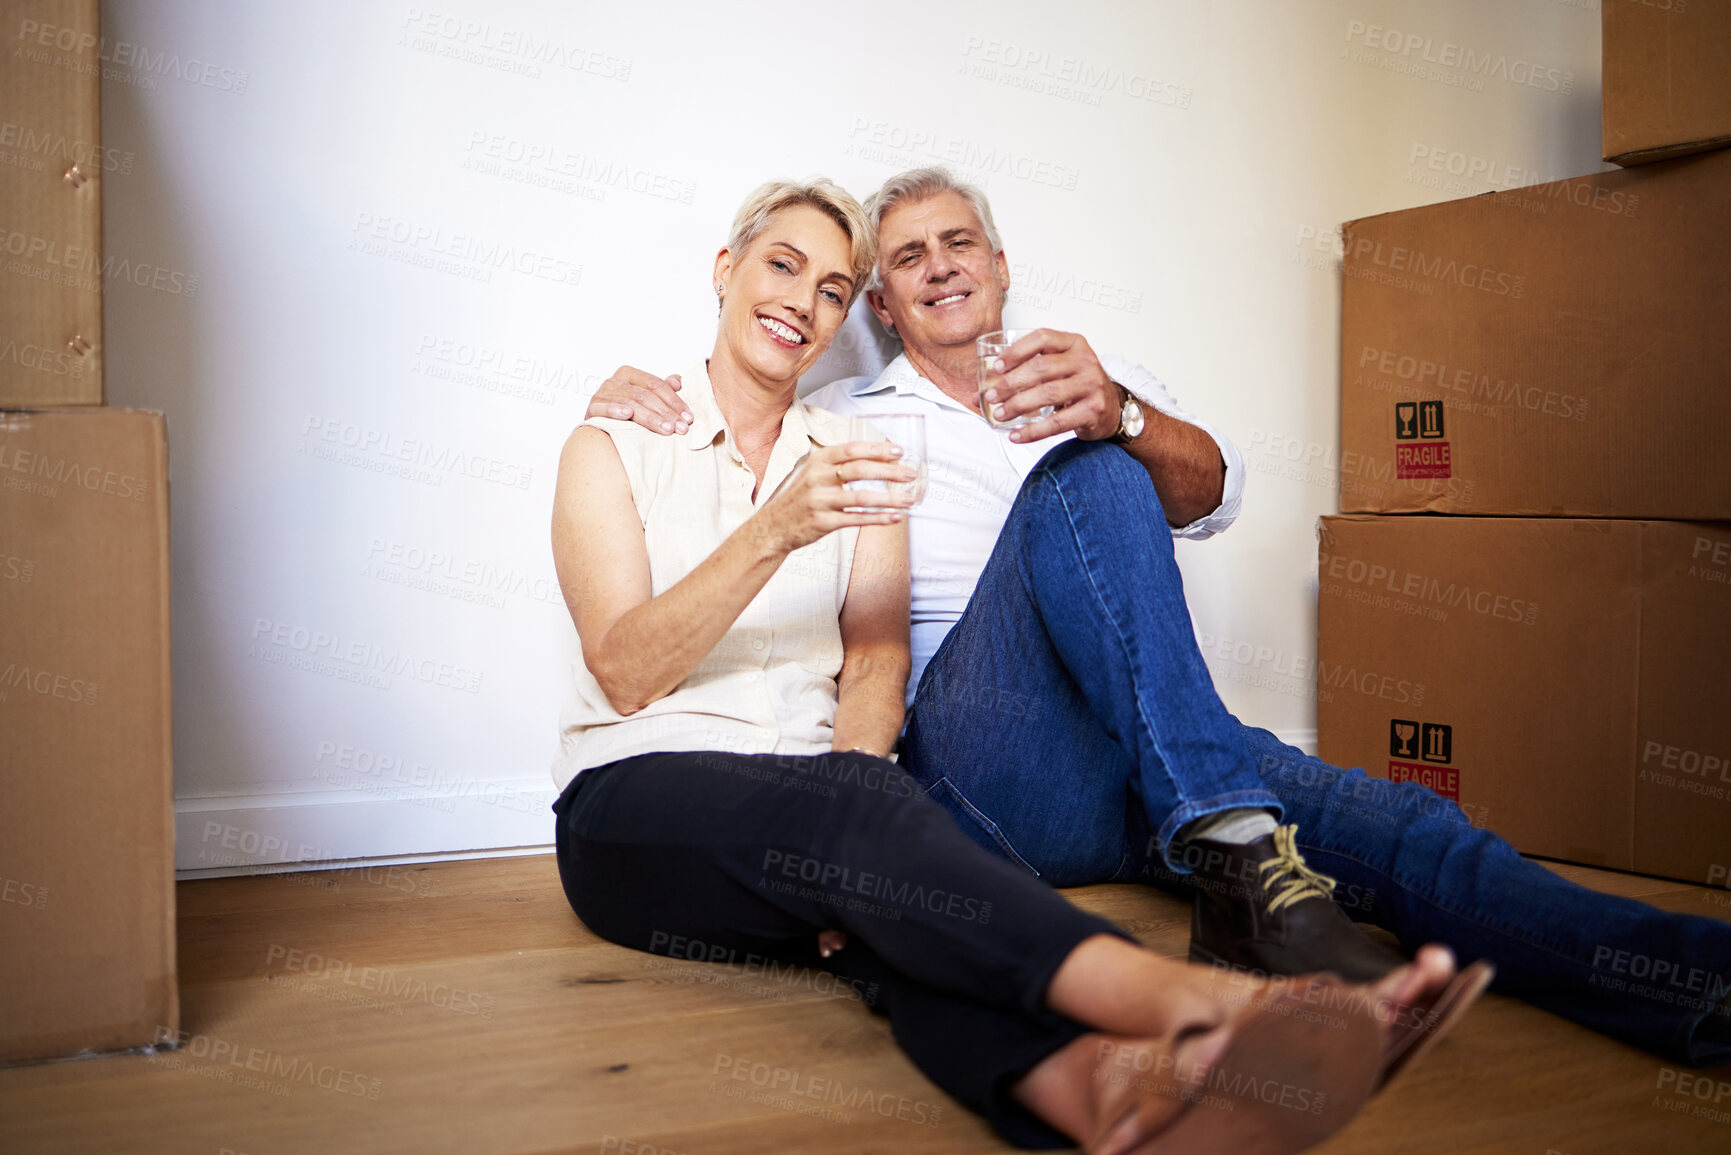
[587,168,1731,1068]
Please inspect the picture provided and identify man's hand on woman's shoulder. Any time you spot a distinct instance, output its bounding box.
[587,366,692,435]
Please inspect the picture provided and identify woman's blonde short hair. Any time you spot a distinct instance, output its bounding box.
[725,178,877,304]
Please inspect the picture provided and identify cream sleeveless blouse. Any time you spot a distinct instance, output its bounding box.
[551,362,860,791]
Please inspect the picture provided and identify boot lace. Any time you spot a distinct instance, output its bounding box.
[1259,825,1337,913]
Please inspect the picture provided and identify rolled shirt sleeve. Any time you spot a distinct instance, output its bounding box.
[1101,354,1244,540]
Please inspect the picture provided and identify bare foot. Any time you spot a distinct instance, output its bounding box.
[1191,943,1459,1056]
[1374,957,1496,1088]
[1015,1026,1232,1152]
[1370,943,1456,1017]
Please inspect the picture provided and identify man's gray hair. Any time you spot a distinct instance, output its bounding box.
[861,167,1003,290]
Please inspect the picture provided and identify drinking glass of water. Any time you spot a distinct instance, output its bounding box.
[847,414,927,508]
[977,329,1055,432]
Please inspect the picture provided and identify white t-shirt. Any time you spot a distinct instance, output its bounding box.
[803,353,1243,705]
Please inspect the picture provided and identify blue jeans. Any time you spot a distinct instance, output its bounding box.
[902,439,1731,1065]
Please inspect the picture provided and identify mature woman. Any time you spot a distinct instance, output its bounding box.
[547,179,1441,1153]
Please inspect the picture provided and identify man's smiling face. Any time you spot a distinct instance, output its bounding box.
[867,190,1010,359]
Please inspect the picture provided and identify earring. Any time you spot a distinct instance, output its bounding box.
[715,284,724,294]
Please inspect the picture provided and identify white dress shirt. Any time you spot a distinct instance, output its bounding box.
[803,353,1243,705]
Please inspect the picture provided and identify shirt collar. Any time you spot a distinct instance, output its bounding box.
[679,361,847,452]
[859,353,982,417]
[678,361,727,451]
[849,353,920,397]
[782,392,849,448]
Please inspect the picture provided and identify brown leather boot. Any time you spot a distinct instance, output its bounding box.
[1186,825,1406,984]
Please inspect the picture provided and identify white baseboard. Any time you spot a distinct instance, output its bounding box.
[175,844,554,882]
[174,777,558,877]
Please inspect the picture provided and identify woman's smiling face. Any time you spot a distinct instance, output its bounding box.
[714,203,858,386]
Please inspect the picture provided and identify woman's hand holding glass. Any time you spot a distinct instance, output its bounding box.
[843,414,927,510]
[753,441,916,555]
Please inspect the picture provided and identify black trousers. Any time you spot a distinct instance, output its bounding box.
[552,749,1131,1148]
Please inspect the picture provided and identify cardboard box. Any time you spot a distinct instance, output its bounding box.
[0,408,175,1063]
[1316,514,1731,887]
[1603,0,1731,165]
[0,0,104,407]
[1339,147,1731,520]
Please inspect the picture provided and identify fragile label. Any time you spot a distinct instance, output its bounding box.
[1395,441,1451,478]
[1388,759,1459,801]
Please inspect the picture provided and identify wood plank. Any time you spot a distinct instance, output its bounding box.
[3,853,1728,1154]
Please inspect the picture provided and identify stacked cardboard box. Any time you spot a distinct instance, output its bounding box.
[1318,517,1731,882]
[0,0,178,1063]
[1602,0,1731,166]
[1318,17,1731,886]
[0,0,103,406]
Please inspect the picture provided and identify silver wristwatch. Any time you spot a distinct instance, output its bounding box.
[1112,385,1145,444]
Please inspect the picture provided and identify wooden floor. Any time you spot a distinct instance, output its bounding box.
[2,855,1728,1154]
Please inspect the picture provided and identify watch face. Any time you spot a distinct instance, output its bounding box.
[1122,399,1145,439]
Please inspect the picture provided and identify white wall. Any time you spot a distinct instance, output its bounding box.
[95,0,1610,874]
